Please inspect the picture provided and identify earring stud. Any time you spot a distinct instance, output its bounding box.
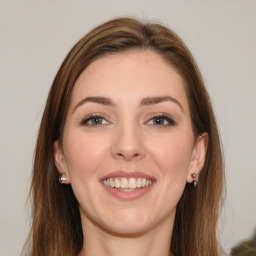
[191,173,198,187]
[59,173,67,183]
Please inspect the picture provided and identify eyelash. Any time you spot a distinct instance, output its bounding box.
[146,114,176,126]
[79,114,109,126]
[79,114,176,127]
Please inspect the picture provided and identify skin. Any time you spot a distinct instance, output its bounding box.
[54,50,207,256]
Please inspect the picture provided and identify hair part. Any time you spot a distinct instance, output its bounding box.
[24,17,225,256]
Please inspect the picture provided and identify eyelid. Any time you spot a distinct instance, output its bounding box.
[79,113,111,126]
[144,113,176,126]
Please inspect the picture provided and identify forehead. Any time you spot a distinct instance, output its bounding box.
[70,50,189,112]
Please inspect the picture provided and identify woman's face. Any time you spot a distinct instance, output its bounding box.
[54,50,207,235]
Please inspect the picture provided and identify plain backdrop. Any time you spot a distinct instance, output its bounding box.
[0,1,256,255]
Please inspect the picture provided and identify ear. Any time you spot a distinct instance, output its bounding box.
[187,133,208,183]
[53,140,70,184]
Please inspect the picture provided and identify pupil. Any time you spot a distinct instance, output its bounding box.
[93,118,101,124]
[155,118,163,125]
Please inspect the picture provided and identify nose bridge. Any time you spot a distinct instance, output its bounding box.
[111,115,145,160]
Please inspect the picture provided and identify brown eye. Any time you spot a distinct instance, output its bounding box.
[148,115,175,126]
[153,117,165,125]
[80,115,108,126]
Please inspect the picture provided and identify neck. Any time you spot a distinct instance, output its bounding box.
[78,215,175,256]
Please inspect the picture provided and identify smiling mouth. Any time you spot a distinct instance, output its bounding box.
[102,177,153,191]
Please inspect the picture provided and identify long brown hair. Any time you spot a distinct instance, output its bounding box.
[23,17,225,256]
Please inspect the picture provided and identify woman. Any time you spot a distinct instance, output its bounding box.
[24,17,225,256]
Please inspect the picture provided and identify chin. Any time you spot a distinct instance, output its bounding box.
[97,209,160,236]
[102,221,152,237]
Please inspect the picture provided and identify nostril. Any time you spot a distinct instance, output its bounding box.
[110,132,146,160]
[114,151,142,161]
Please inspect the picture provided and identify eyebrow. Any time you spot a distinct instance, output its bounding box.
[141,96,184,112]
[72,96,184,113]
[72,97,115,113]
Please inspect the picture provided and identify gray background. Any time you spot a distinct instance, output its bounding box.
[0,1,256,255]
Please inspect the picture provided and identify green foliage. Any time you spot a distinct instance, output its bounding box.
[231,232,256,256]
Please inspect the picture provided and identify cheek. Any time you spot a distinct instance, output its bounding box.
[149,134,192,172]
[142,133,193,219]
[63,132,110,180]
[146,132,193,194]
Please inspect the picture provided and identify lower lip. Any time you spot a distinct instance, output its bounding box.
[102,183,155,200]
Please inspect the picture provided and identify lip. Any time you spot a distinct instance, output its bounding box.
[100,171,155,181]
[100,171,156,200]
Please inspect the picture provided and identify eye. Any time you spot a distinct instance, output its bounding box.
[146,114,175,126]
[80,114,109,126]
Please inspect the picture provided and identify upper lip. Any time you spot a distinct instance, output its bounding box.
[100,171,156,181]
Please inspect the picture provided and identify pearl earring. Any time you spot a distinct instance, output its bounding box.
[59,173,67,183]
[191,173,198,187]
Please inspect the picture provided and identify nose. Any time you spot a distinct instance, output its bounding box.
[111,122,146,161]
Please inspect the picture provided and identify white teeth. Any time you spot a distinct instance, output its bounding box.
[129,178,136,189]
[110,178,115,187]
[137,178,142,188]
[120,178,128,188]
[103,177,153,189]
[115,178,120,188]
